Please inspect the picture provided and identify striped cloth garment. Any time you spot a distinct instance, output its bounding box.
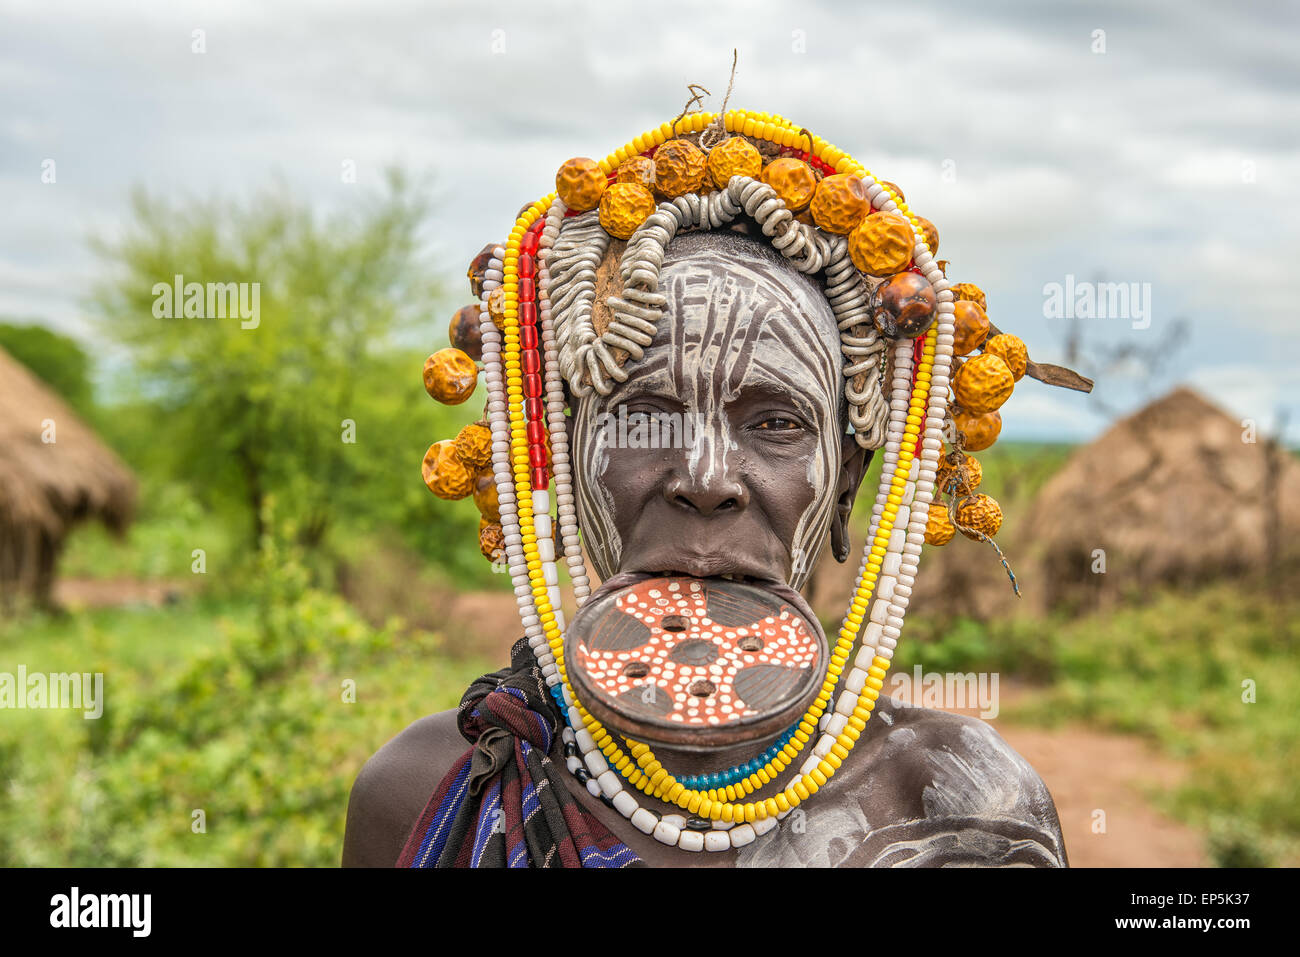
[398,639,642,868]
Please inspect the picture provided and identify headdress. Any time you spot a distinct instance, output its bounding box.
[416,103,1090,856]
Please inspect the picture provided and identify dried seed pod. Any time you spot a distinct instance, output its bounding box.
[479,519,506,561]
[849,210,914,277]
[953,353,1015,415]
[952,300,991,356]
[467,243,497,299]
[653,139,708,197]
[422,439,475,500]
[615,156,656,191]
[599,182,656,239]
[810,173,870,235]
[453,422,493,470]
[473,468,500,522]
[956,493,1003,540]
[936,452,983,495]
[423,348,478,405]
[760,157,818,211]
[875,271,938,339]
[948,282,986,311]
[982,333,1028,381]
[486,287,507,331]
[951,407,1002,452]
[706,136,762,188]
[913,216,939,256]
[448,304,484,361]
[556,157,607,212]
[924,498,956,546]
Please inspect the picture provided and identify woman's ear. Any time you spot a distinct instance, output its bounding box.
[830,433,872,563]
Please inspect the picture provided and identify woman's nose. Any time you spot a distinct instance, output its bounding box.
[662,470,750,515]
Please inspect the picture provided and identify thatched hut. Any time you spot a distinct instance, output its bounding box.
[1019,387,1300,609]
[804,387,1300,623]
[0,346,136,607]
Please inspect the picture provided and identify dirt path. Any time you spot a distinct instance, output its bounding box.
[994,723,1206,867]
[888,681,1207,867]
[54,577,188,608]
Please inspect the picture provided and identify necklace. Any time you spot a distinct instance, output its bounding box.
[474,109,955,851]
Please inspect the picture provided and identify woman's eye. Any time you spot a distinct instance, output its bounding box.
[756,416,801,431]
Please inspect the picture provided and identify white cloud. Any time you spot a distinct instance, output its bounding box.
[0,0,1295,445]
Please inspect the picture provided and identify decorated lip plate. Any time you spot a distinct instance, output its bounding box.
[565,575,826,749]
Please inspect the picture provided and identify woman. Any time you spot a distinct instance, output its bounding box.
[344,105,1085,867]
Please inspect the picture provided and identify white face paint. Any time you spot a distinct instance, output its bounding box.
[571,230,847,589]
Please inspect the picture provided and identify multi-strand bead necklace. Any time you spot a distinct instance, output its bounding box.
[469,108,957,852]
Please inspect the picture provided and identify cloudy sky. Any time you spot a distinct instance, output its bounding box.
[2,0,1297,441]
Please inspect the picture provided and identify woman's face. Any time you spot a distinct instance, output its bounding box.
[570,231,860,590]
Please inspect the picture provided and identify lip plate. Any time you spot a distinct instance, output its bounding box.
[565,575,826,751]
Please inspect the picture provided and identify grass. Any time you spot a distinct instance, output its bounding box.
[0,534,495,867]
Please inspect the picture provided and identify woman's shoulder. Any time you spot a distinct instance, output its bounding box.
[838,696,1068,865]
[341,710,467,867]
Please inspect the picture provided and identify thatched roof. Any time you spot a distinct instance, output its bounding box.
[0,345,135,551]
[805,387,1300,623]
[1019,387,1300,607]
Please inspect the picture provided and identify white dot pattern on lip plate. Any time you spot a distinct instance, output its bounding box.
[576,578,818,727]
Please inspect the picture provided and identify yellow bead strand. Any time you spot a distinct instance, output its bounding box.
[508,117,940,822]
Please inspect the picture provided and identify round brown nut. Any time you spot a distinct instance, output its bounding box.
[952,300,991,356]
[555,157,606,212]
[913,215,939,256]
[875,271,938,339]
[924,498,956,546]
[948,282,986,311]
[953,353,1015,415]
[472,468,500,522]
[707,136,762,188]
[810,173,870,234]
[760,157,818,211]
[479,520,506,561]
[951,407,1002,452]
[423,348,478,405]
[467,243,497,299]
[956,493,1003,540]
[936,452,983,495]
[983,333,1028,381]
[422,439,475,500]
[486,286,507,331]
[849,210,914,276]
[448,304,484,362]
[653,139,708,197]
[453,422,493,470]
[598,182,656,239]
[615,156,656,191]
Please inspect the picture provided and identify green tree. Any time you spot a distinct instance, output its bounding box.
[89,169,470,558]
[0,321,95,414]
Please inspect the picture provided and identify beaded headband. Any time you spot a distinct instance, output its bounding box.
[418,107,1091,853]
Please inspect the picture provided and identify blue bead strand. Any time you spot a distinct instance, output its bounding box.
[674,722,800,790]
[550,682,799,792]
